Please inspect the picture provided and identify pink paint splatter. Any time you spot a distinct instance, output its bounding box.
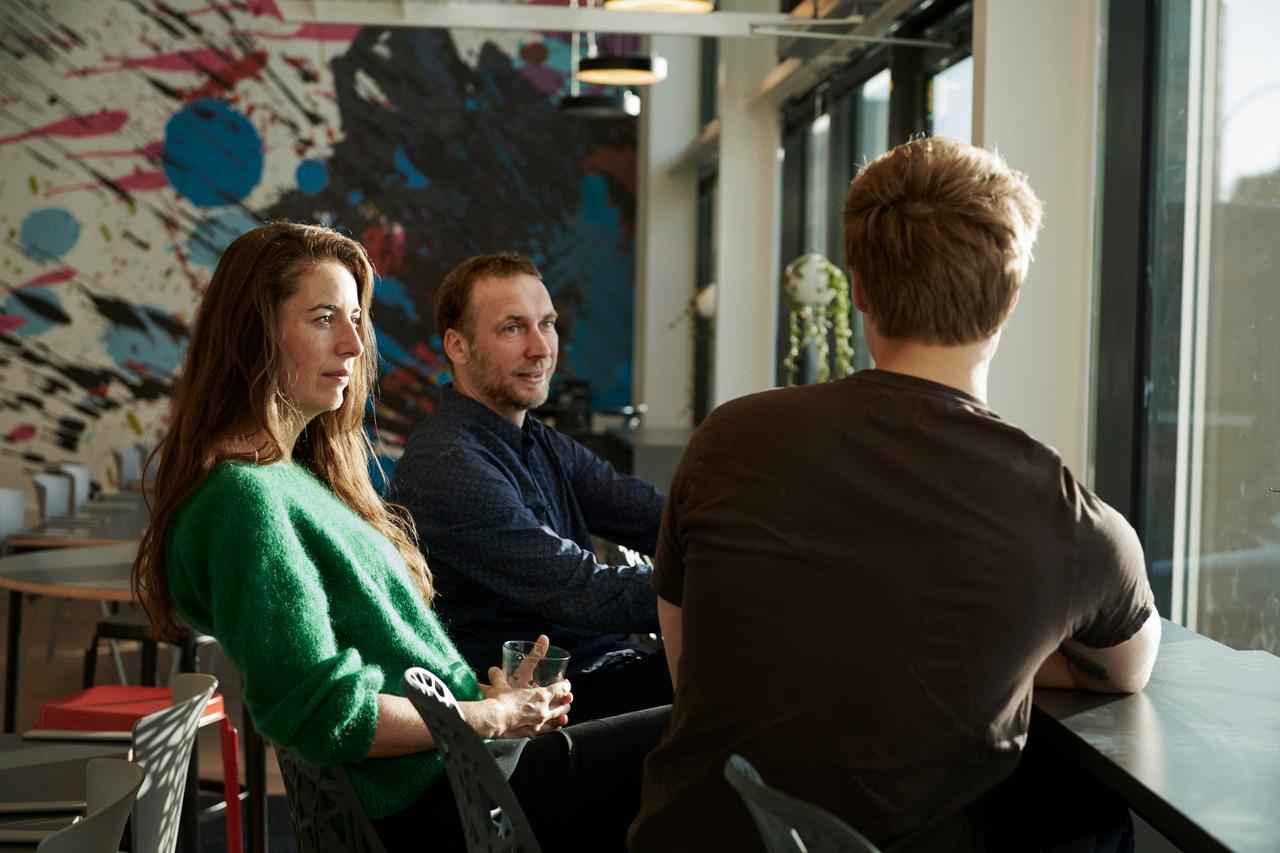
[519,65,565,96]
[362,220,406,273]
[190,0,281,17]
[181,51,268,101]
[0,110,129,147]
[71,48,244,77]
[65,140,164,162]
[15,268,76,289]
[5,424,36,443]
[46,167,169,197]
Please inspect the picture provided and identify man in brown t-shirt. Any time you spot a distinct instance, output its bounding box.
[628,138,1160,852]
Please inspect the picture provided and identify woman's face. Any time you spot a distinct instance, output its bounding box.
[277,260,365,423]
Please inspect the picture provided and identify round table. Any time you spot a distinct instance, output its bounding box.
[0,544,137,732]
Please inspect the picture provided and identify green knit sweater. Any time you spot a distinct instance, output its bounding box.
[165,462,482,819]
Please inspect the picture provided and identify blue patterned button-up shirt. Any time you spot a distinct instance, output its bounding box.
[388,384,664,675]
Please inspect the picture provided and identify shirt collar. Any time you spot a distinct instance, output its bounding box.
[440,383,535,452]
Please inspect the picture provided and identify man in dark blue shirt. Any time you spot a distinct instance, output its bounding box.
[389,252,672,721]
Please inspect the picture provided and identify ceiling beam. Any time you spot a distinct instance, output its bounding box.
[278,0,806,38]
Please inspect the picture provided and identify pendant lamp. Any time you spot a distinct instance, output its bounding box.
[576,54,668,86]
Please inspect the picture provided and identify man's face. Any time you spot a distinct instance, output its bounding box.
[448,273,558,424]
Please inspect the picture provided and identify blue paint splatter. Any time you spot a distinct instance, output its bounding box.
[100,306,189,379]
[369,452,396,493]
[545,174,633,408]
[374,324,407,367]
[18,208,80,261]
[187,208,261,269]
[373,275,419,323]
[163,99,264,207]
[296,159,329,195]
[393,147,429,188]
[2,287,65,336]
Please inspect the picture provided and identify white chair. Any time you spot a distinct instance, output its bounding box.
[0,486,25,554]
[32,473,74,520]
[29,673,218,853]
[57,464,92,512]
[113,446,142,489]
[0,758,145,850]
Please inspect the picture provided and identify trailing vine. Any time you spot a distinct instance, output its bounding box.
[782,253,854,385]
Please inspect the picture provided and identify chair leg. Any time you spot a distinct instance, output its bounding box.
[220,718,244,853]
[97,601,128,685]
[179,740,200,853]
[140,640,158,686]
[44,599,64,663]
[83,634,100,689]
[242,704,268,853]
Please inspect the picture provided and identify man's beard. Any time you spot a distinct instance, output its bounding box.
[471,350,555,413]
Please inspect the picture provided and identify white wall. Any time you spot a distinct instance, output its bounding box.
[973,0,1101,474]
[635,35,700,429]
[712,0,782,406]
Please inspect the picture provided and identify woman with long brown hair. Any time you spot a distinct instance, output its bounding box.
[132,222,666,850]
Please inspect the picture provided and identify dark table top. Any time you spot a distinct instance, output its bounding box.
[1033,620,1280,853]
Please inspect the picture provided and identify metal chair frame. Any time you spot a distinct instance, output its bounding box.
[275,747,387,853]
[724,754,881,853]
[401,667,542,853]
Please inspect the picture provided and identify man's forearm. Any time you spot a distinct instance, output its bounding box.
[1034,610,1161,694]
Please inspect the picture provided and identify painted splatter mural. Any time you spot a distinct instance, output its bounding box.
[0,0,637,496]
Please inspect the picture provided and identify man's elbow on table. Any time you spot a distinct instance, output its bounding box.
[1039,609,1162,694]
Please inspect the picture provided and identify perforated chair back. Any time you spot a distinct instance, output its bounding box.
[131,673,217,853]
[0,486,26,551]
[113,446,142,488]
[37,758,144,853]
[275,747,387,853]
[724,754,882,853]
[32,472,74,520]
[401,668,542,853]
[57,463,91,511]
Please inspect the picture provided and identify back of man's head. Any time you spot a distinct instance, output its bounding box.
[843,136,1043,345]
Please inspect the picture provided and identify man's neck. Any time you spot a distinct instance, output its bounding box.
[869,336,997,403]
[450,378,527,428]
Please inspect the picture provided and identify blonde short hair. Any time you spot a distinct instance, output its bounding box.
[842,137,1043,344]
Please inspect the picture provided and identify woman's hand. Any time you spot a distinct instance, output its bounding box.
[463,636,572,738]
[464,675,572,740]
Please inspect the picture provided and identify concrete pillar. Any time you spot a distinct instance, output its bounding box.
[634,35,700,429]
[973,0,1101,475]
[712,0,781,406]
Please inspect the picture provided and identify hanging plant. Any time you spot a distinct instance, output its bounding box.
[782,252,854,385]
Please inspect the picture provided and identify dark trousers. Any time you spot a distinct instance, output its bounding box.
[969,729,1135,853]
[568,646,673,723]
[373,704,671,852]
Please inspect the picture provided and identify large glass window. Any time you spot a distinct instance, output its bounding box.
[1140,0,1280,652]
[777,68,892,384]
[928,55,972,142]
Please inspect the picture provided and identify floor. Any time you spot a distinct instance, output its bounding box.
[0,593,296,852]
